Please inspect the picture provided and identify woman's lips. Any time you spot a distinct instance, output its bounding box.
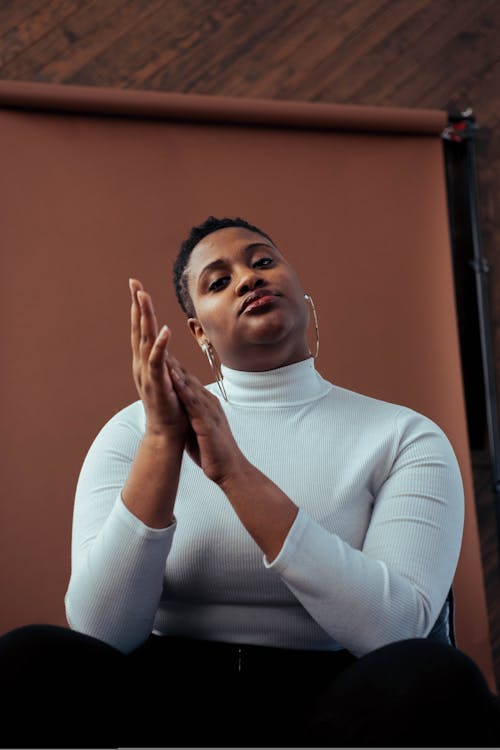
[242,294,278,314]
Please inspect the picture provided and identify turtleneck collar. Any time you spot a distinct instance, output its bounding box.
[219,357,331,407]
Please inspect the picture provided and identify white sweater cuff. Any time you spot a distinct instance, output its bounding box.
[263,507,309,570]
[117,492,177,539]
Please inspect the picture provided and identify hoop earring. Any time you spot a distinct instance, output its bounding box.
[201,342,228,402]
[304,293,320,359]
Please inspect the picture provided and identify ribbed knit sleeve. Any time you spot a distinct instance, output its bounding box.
[264,410,464,657]
[64,402,176,654]
[65,359,465,656]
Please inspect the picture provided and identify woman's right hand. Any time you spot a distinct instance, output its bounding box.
[129,278,188,441]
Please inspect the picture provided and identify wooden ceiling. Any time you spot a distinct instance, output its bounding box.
[0,1,498,115]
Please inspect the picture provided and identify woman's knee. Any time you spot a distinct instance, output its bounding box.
[0,625,125,748]
[0,623,124,679]
[331,638,492,703]
[308,639,500,746]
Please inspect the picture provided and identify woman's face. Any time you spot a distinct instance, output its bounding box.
[185,226,311,371]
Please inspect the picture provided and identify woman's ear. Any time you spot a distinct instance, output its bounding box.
[187,317,206,348]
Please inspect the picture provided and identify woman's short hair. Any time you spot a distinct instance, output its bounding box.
[173,216,275,317]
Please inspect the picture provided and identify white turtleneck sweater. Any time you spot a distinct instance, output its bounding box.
[65,358,464,657]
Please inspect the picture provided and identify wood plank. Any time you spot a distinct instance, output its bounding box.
[381,0,499,110]
[307,0,495,104]
[83,0,334,94]
[0,0,166,81]
[337,0,484,105]
[0,0,87,69]
[0,0,48,35]
[62,0,260,90]
[214,0,394,99]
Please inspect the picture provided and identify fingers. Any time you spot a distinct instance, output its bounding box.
[149,325,171,376]
[169,364,197,406]
[129,278,143,363]
[164,350,183,374]
[138,290,158,359]
[169,361,217,418]
[129,278,160,368]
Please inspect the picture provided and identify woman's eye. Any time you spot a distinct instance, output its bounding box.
[208,276,229,292]
[253,257,274,268]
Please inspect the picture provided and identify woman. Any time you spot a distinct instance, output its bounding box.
[1,215,500,749]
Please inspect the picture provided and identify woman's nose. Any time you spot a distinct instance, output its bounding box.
[235,272,265,297]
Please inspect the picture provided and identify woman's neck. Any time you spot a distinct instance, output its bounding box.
[219,357,330,407]
[220,338,311,373]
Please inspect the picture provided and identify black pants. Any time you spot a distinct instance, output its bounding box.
[1,624,500,748]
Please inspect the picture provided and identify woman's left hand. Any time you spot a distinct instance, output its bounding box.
[167,354,298,561]
[166,354,246,485]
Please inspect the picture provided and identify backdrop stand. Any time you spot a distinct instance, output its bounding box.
[443,110,500,548]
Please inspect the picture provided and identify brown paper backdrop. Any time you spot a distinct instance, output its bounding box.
[0,82,494,690]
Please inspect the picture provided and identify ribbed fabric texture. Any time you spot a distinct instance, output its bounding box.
[65,358,464,656]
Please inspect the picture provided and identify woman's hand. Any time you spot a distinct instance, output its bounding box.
[166,354,247,485]
[167,352,298,559]
[129,278,188,441]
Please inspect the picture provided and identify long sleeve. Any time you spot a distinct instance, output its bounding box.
[264,410,464,657]
[64,358,466,656]
[64,401,176,654]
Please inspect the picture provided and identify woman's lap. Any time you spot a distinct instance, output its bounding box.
[1,625,499,748]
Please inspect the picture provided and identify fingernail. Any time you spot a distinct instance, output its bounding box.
[159,325,169,338]
[137,291,144,307]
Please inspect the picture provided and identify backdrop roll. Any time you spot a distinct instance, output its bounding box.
[0,81,493,690]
